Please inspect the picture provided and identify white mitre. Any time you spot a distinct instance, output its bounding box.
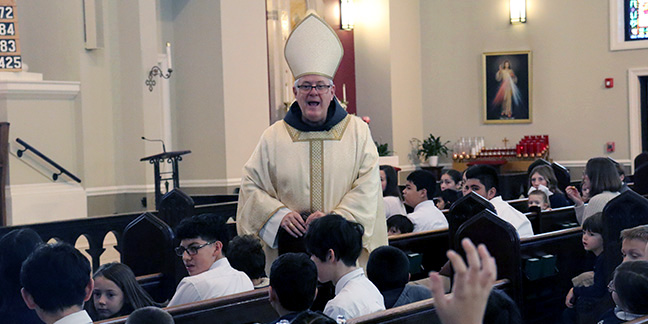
[284,12,344,79]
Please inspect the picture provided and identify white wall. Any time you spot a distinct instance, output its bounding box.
[419,0,637,165]
[355,0,424,165]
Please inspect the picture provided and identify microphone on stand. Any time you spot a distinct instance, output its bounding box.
[141,136,167,153]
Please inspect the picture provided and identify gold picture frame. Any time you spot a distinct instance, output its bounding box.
[483,50,532,124]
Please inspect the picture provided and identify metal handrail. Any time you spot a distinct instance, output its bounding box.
[15,138,81,183]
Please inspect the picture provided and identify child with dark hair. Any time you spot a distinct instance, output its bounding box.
[620,225,648,262]
[168,213,253,306]
[402,170,448,232]
[304,214,385,320]
[566,157,622,224]
[598,261,648,323]
[463,165,534,238]
[386,215,414,235]
[20,242,94,324]
[528,189,551,211]
[126,306,174,324]
[86,262,162,321]
[366,246,431,308]
[268,253,318,323]
[290,310,336,324]
[563,212,612,323]
[434,188,461,210]
[380,165,406,218]
[0,228,43,324]
[439,169,462,192]
[228,234,269,288]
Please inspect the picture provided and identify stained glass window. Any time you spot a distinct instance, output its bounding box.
[626,0,648,41]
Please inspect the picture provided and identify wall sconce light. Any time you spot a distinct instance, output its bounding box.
[510,0,526,24]
[340,0,355,30]
[146,42,174,92]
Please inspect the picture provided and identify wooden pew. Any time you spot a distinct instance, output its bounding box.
[519,227,585,323]
[388,229,449,280]
[508,197,529,213]
[391,206,582,323]
[0,198,238,272]
[347,297,438,324]
[389,202,578,278]
[96,288,278,324]
[348,280,509,324]
[536,205,578,233]
[627,315,648,323]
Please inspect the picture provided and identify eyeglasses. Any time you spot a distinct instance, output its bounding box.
[296,84,332,93]
[608,279,615,293]
[174,241,216,256]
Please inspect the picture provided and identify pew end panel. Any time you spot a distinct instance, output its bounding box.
[121,212,177,303]
[158,188,195,230]
[602,190,648,280]
[454,209,522,307]
[447,192,495,250]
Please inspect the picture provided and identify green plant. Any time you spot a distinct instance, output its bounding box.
[418,134,450,159]
[375,141,392,156]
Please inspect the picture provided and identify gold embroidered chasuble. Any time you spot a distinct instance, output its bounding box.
[237,114,387,253]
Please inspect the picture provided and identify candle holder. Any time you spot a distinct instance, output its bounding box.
[146,66,173,92]
[339,99,349,110]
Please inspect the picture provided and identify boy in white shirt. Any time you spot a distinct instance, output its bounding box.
[20,243,94,324]
[168,213,253,306]
[462,165,534,238]
[304,214,385,320]
[402,170,449,232]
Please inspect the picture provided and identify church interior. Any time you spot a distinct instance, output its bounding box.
[2,0,648,323]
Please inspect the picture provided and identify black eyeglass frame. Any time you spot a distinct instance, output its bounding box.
[174,241,216,257]
[296,84,332,93]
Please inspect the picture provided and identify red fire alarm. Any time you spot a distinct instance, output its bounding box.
[606,142,615,153]
[605,78,614,88]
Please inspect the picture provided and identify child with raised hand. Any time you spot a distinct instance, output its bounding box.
[86,262,162,321]
[429,238,497,324]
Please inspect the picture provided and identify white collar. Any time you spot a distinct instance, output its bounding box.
[413,200,436,212]
[614,307,644,321]
[209,257,229,271]
[53,310,92,324]
[335,268,364,295]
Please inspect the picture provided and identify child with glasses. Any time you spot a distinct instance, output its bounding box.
[598,261,648,323]
[167,213,253,307]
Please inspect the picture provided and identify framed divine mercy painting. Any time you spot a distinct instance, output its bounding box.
[483,51,531,124]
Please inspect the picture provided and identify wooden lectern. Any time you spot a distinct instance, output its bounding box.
[140,150,191,210]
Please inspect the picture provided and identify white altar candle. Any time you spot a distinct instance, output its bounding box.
[342,84,347,102]
[166,42,173,70]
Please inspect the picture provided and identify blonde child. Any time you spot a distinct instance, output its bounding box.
[528,189,551,211]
